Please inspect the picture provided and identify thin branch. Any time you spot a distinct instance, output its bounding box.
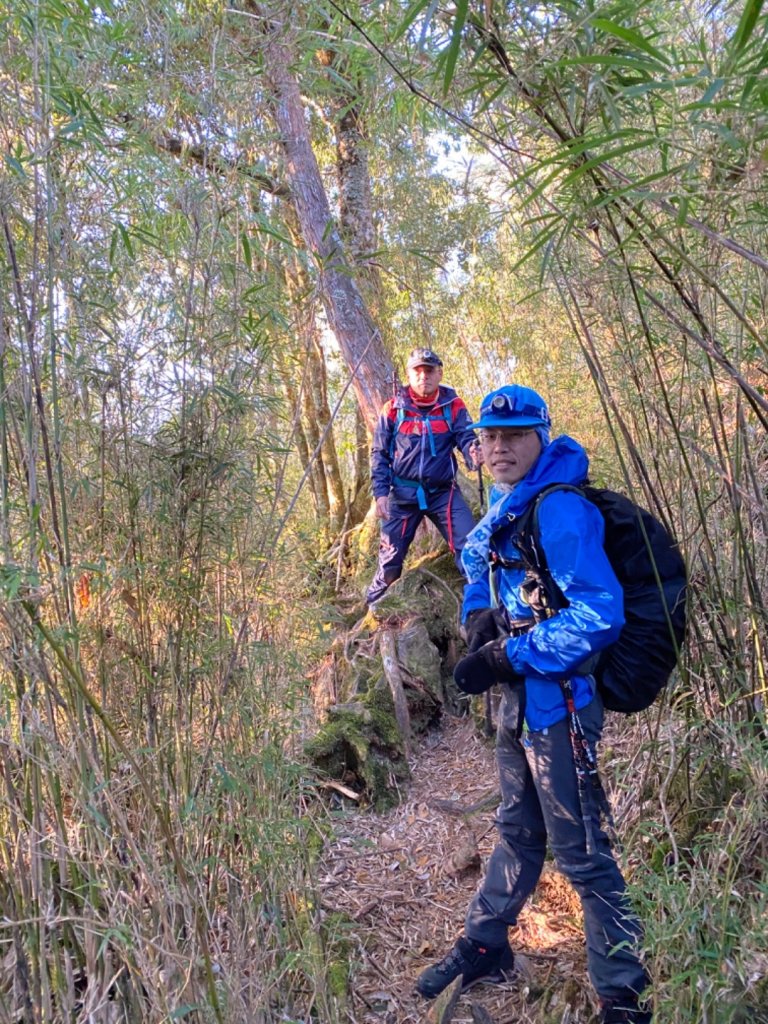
[602,163,768,275]
[192,325,382,799]
[155,132,291,197]
[469,15,768,274]
[317,0,537,160]
[116,114,291,197]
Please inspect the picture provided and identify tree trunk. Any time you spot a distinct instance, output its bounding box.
[351,404,372,523]
[305,334,347,534]
[255,7,392,430]
[282,211,348,535]
[278,352,328,524]
[330,72,385,326]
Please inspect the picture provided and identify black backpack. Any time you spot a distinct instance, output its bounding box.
[503,484,687,713]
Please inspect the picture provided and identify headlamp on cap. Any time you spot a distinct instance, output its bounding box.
[471,385,551,433]
[406,348,443,370]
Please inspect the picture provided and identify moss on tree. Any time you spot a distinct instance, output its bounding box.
[305,551,467,808]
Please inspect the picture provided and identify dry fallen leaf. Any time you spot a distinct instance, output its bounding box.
[379,831,401,850]
[444,834,481,876]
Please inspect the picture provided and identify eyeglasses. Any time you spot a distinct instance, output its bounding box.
[478,428,536,445]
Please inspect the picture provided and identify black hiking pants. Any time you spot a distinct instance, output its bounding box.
[464,687,649,1003]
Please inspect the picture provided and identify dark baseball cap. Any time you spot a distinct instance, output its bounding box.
[406,347,443,370]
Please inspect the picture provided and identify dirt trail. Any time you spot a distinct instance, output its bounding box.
[318,714,598,1024]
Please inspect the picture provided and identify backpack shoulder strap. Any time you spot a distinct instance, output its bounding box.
[510,483,587,616]
[526,483,586,571]
[389,406,407,459]
[442,400,454,430]
[488,483,588,570]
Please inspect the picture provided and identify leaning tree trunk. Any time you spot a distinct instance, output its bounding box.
[303,334,347,535]
[315,45,386,332]
[252,3,392,431]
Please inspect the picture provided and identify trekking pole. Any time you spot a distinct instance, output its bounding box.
[390,361,401,401]
[473,440,485,515]
[470,451,491,733]
[483,689,494,737]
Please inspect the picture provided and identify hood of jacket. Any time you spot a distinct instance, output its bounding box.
[462,435,589,584]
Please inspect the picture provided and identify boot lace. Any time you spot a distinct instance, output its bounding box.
[436,945,466,976]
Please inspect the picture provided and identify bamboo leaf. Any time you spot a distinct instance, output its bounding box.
[241,231,252,269]
[391,0,434,42]
[590,162,691,207]
[418,0,441,51]
[522,136,658,208]
[697,120,744,150]
[109,228,118,267]
[554,52,663,75]
[117,223,134,259]
[508,128,642,183]
[169,1006,204,1020]
[590,17,670,67]
[58,116,86,137]
[474,79,508,114]
[442,0,469,96]
[675,195,690,226]
[622,76,701,98]
[699,76,726,105]
[3,152,25,178]
[403,247,448,270]
[729,0,765,58]
[509,214,565,272]
[254,215,296,248]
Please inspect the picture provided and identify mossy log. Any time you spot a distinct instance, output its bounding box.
[379,627,412,757]
[305,552,468,809]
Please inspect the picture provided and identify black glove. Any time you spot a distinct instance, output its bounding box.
[464,607,508,652]
[453,637,522,695]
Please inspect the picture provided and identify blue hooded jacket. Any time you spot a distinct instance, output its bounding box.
[461,435,624,731]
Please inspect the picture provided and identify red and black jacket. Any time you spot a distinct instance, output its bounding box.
[370,386,476,504]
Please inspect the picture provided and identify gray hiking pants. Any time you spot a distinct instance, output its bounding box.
[464,686,649,1003]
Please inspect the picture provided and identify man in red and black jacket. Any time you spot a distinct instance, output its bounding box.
[367,348,478,605]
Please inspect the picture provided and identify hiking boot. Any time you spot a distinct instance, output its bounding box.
[600,997,652,1023]
[415,936,515,999]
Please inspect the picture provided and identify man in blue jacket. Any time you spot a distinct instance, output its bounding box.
[366,348,478,605]
[415,385,651,1024]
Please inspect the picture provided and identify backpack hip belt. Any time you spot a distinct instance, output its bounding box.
[393,475,452,511]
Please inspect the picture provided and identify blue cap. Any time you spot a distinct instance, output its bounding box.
[471,385,551,430]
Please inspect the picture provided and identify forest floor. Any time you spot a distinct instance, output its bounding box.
[318,711,600,1024]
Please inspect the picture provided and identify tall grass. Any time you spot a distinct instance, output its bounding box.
[0,326,348,1022]
[607,714,768,1023]
[0,617,345,1023]
[2,1,767,1021]
[0,5,350,1020]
